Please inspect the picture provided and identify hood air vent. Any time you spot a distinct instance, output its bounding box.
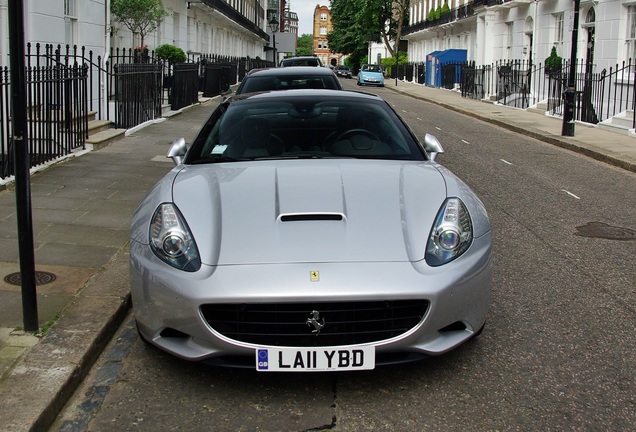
[280,213,344,222]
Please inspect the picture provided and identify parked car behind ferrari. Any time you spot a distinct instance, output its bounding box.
[357,64,385,87]
[234,66,342,94]
[335,65,352,79]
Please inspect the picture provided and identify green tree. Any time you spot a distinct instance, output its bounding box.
[328,0,409,71]
[111,0,169,48]
[296,34,313,56]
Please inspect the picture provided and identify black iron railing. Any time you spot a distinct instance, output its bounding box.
[114,63,162,129]
[171,63,200,111]
[0,60,87,179]
[25,43,272,130]
[455,59,635,126]
[0,43,275,180]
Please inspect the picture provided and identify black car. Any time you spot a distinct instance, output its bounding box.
[279,56,323,67]
[335,65,352,79]
[234,66,342,95]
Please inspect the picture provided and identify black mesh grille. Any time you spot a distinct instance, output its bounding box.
[200,300,429,347]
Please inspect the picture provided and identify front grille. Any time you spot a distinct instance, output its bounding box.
[200,300,429,347]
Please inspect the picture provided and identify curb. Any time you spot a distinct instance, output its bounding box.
[1,249,132,432]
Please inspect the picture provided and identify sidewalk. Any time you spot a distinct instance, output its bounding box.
[1,82,634,432]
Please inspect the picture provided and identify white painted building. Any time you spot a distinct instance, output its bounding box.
[404,0,636,75]
[368,41,391,65]
[0,0,270,68]
[0,0,110,67]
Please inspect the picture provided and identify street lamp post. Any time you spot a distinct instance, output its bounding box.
[269,15,279,66]
[562,0,581,136]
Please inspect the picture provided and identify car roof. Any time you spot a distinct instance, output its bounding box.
[283,56,321,60]
[231,89,383,103]
[244,66,336,77]
[280,56,323,66]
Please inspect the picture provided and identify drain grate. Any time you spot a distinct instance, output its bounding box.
[4,271,57,286]
[575,222,636,241]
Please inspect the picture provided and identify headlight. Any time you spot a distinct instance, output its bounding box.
[425,198,473,266]
[149,203,201,272]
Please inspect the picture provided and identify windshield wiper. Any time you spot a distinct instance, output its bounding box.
[190,156,250,164]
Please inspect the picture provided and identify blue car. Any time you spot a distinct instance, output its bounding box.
[357,64,385,87]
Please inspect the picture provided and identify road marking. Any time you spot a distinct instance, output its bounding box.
[461,139,470,144]
[561,189,581,199]
[500,159,513,165]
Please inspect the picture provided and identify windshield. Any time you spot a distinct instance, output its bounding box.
[187,93,425,164]
[362,65,382,73]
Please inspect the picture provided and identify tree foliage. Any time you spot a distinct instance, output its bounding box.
[381,51,408,75]
[328,0,409,70]
[111,0,169,47]
[296,34,313,56]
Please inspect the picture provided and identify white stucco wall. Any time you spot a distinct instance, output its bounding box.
[403,0,632,74]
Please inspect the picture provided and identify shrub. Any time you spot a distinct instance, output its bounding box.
[544,46,562,73]
[155,44,187,64]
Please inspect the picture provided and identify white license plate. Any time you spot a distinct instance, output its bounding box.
[256,346,375,372]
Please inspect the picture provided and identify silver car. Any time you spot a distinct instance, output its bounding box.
[130,90,492,371]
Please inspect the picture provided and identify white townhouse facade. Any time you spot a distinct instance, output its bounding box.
[0,0,270,67]
[404,0,636,75]
[0,0,111,67]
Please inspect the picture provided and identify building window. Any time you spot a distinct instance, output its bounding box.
[628,6,636,60]
[554,13,564,46]
[506,22,513,60]
[320,26,327,36]
[320,12,327,21]
[64,0,77,46]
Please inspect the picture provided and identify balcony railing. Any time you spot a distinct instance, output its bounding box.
[403,0,502,35]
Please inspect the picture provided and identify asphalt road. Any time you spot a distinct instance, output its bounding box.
[52,80,636,432]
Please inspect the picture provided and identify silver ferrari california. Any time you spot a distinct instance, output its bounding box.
[130,89,492,371]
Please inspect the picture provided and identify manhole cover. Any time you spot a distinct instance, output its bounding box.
[575,222,636,241]
[4,271,57,286]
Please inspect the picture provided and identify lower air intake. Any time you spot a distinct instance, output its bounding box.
[200,300,429,347]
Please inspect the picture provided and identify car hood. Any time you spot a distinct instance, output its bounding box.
[171,160,448,266]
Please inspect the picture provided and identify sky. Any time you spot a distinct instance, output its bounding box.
[291,0,330,36]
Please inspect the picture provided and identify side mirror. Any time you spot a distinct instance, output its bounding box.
[422,133,444,162]
[167,137,187,166]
